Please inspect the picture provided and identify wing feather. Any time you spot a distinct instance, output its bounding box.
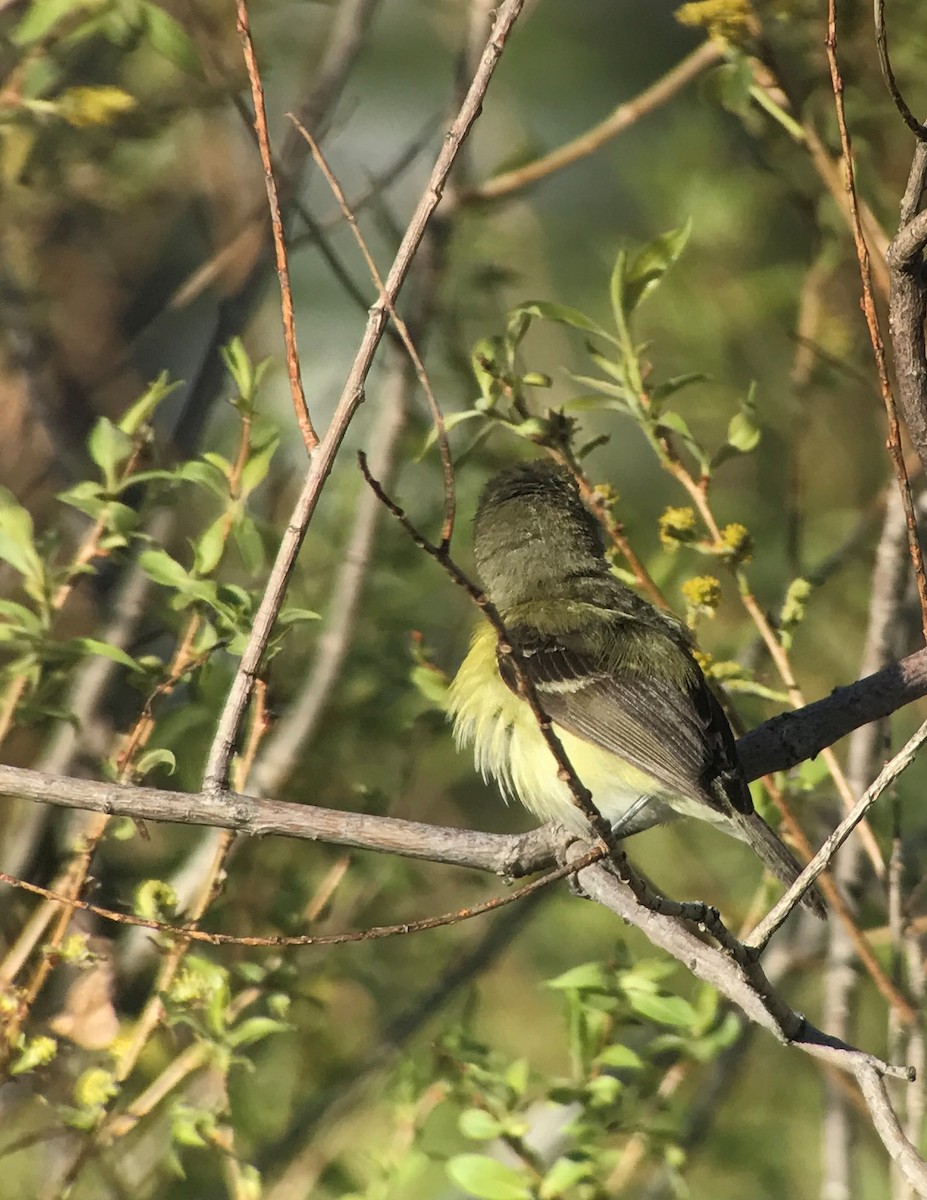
[497,623,752,818]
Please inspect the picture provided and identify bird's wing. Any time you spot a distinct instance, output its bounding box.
[497,623,752,817]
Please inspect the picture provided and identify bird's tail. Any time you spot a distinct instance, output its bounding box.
[733,810,826,919]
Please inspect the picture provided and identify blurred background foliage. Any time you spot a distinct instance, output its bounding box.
[1,0,926,1197]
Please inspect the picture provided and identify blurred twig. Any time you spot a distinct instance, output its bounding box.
[462,40,724,202]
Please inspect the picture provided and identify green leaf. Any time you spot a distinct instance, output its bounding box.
[712,384,761,469]
[458,1108,503,1141]
[221,337,255,402]
[134,748,176,778]
[446,1155,532,1200]
[140,2,202,75]
[118,372,181,435]
[277,606,320,625]
[655,410,708,472]
[509,300,615,344]
[628,991,697,1027]
[703,56,754,118]
[615,222,691,320]
[227,1016,291,1048]
[596,1043,643,1070]
[57,480,107,520]
[193,515,228,577]
[540,1157,593,1199]
[546,962,612,992]
[176,460,228,498]
[0,599,43,635]
[240,432,280,494]
[138,548,192,590]
[0,488,44,590]
[70,638,140,672]
[651,372,709,405]
[233,518,265,574]
[11,0,81,44]
[88,418,135,488]
[505,1057,529,1097]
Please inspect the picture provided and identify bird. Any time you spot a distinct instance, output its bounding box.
[447,459,824,917]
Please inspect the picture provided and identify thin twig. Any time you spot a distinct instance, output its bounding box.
[825,0,927,641]
[203,0,528,792]
[462,40,723,202]
[748,717,927,951]
[235,0,317,452]
[287,117,457,545]
[873,0,927,141]
[0,851,603,949]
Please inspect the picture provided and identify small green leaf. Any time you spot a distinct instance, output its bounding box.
[614,221,691,320]
[540,1156,593,1198]
[140,2,202,75]
[139,548,192,590]
[232,518,265,574]
[505,1057,530,1097]
[628,991,697,1027]
[240,432,280,494]
[193,515,228,577]
[651,372,709,404]
[70,638,140,672]
[177,460,228,498]
[446,1155,533,1200]
[655,410,709,472]
[510,300,615,344]
[546,962,612,992]
[712,384,761,468]
[458,1108,503,1141]
[277,606,320,625]
[227,1016,291,1048]
[0,488,44,588]
[596,1043,643,1070]
[118,372,180,435]
[88,418,135,488]
[134,748,176,778]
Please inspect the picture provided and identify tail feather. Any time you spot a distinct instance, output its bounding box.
[735,811,826,919]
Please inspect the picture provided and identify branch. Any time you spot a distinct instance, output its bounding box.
[735,646,927,778]
[575,860,927,1194]
[2,642,927,876]
[202,0,528,792]
[235,0,316,451]
[462,40,723,202]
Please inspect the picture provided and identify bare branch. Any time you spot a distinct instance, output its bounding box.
[463,40,723,202]
[203,0,529,792]
[235,0,316,451]
[748,718,927,950]
[873,0,927,141]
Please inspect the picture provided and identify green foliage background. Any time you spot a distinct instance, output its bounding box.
[1,1,926,1197]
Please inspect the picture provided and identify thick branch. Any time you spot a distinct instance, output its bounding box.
[1,646,927,879]
[736,647,927,779]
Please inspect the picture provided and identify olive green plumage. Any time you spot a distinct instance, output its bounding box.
[449,460,824,918]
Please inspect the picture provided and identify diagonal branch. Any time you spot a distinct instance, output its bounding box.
[202,0,529,793]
